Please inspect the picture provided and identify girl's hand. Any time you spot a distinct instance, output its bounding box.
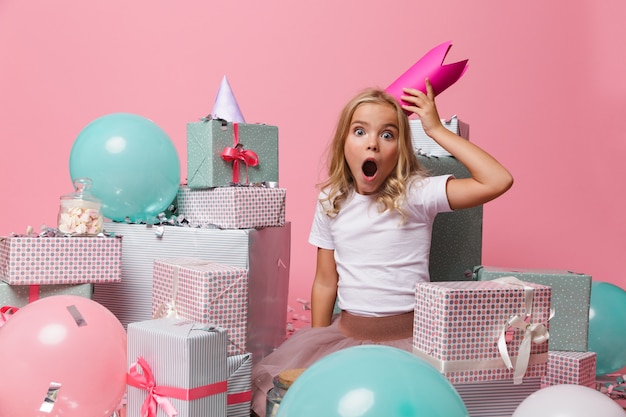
[400,78,444,137]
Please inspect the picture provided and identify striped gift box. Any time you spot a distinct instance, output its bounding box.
[227,353,253,417]
[541,351,597,388]
[176,185,286,229]
[454,377,542,417]
[93,222,291,364]
[410,115,469,157]
[152,258,249,355]
[126,318,228,417]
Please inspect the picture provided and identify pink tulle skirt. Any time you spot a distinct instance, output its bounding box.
[251,311,414,416]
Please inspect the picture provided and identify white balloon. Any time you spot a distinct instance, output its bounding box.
[513,384,626,417]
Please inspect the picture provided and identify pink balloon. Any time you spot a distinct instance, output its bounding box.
[0,295,127,417]
[513,384,626,417]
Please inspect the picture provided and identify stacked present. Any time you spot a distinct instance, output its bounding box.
[413,278,551,416]
[410,120,602,416]
[0,230,122,322]
[472,267,596,389]
[87,76,290,417]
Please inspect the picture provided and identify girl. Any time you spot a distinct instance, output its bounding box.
[251,79,513,416]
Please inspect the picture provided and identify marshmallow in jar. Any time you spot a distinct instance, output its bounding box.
[57,178,104,235]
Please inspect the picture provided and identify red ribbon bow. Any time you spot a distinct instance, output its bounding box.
[127,356,228,417]
[0,306,19,327]
[220,123,259,183]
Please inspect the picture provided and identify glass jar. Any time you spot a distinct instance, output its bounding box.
[57,178,104,236]
[266,368,305,417]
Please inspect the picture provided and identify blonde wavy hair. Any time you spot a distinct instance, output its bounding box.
[319,88,426,220]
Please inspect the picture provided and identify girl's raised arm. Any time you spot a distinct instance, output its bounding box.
[401,80,513,210]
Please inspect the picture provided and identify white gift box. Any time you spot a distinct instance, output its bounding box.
[126,318,228,417]
[410,115,469,157]
[94,222,291,364]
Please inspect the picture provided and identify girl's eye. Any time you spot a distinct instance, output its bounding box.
[381,131,395,140]
[354,128,365,136]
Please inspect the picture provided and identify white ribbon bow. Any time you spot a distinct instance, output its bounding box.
[494,276,550,385]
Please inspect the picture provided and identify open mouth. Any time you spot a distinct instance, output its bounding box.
[362,160,378,178]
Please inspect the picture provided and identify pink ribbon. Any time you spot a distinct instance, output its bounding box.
[221,123,259,183]
[127,356,228,417]
[227,390,252,405]
[0,306,19,327]
[28,285,40,303]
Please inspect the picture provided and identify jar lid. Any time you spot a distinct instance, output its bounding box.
[61,178,100,204]
[276,368,306,389]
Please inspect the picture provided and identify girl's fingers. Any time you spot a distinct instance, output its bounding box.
[424,78,435,99]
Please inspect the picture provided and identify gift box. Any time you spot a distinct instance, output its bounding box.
[94,222,291,364]
[473,266,591,351]
[413,279,552,384]
[410,115,469,157]
[175,185,286,229]
[541,351,596,388]
[127,318,228,417]
[0,235,122,285]
[0,282,93,308]
[227,353,253,417]
[454,377,542,417]
[187,119,279,188]
[418,155,482,282]
[152,258,249,355]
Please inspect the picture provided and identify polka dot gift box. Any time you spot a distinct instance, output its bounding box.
[0,235,122,285]
[151,257,249,355]
[541,350,597,388]
[413,279,552,385]
[175,185,286,229]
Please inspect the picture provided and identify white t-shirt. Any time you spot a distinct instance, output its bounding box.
[308,175,453,317]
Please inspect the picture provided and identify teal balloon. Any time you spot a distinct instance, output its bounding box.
[69,113,180,223]
[276,346,468,417]
[588,281,626,376]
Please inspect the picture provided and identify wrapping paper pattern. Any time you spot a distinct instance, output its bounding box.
[541,351,596,388]
[94,222,291,364]
[127,318,228,417]
[152,258,249,355]
[410,116,469,157]
[473,265,591,351]
[417,155,482,282]
[176,186,286,229]
[0,282,93,307]
[187,120,279,188]
[227,353,253,417]
[0,236,122,284]
[454,377,542,417]
[413,280,552,383]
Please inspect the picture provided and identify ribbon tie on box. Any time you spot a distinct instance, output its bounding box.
[0,306,19,327]
[127,356,227,417]
[153,261,219,320]
[152,261,247,353]
[494,276,550,385]
[221,123,259,184]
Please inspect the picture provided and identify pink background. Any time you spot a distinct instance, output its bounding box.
[1,2,624,319]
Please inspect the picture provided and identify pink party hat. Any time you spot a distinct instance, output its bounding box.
[385,41,468,111]
[211,75,246,123]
